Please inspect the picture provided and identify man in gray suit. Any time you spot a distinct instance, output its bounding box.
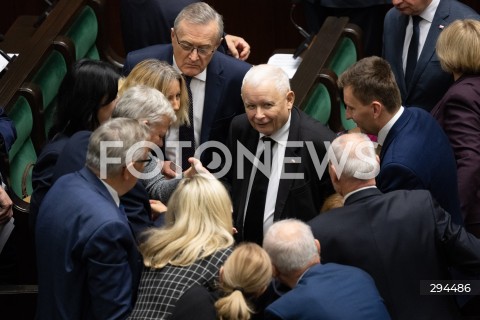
[383,0,479,111]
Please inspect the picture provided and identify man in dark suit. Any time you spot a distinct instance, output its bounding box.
[338,56,462,225]
[120,0,251,59]
[35,118,149,319]
[263,219,390,320]
[308,132,480,320]
[383,0,479,111]
[123,2,251,173]
[228,64,336,245]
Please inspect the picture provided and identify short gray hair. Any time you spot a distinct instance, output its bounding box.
[263,219,318,274]
[328,133,379,180]
[174,2,224,42]
[242,64,290,96]
[86,117,150,177]
[113,85,176,125]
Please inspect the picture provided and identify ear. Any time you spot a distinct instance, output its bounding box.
[219,266,224,284]
[286,90,295,110]
[371,101,383,119]
[329,162,339,182]
[315,239,321,255]
[123,162,134,180]
[271,264,279,278]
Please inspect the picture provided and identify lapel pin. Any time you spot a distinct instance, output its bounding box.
[439,25,444,30]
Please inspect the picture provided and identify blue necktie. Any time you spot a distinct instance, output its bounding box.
[405,15,422,87]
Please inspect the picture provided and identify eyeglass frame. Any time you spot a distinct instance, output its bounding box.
[173,29,217,57]
[135,154,154,166]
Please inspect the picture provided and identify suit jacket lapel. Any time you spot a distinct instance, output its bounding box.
[393,14,410,98]
[410,1,449,95]
[381,108,411,161]
[274,108,301,219]
[236,129,259,226]
[201,56,225,144]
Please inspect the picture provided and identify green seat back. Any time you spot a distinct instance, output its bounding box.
[328,37,357,76]
[7,96,37,198]
[65,6,100,60]
[328,36,358,131]
[303,83,331,125]
[31,50,68,136]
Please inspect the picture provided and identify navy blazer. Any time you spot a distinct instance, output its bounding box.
[431,75,480,235]
[377,107,462,225]
[228,107,336,241]
[123,44,251,167]
[383,0,480,111]
[36,167,141,319]
[52,130,155,238]
[265,263,390,320]
[309,188,480,320]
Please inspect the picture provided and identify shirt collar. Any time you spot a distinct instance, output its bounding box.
[343,186,378,203]
[172,57,207,82]
[377,106,404,146]
[99,178,121,207]
[259,112,291,146]
[420,0,439,23]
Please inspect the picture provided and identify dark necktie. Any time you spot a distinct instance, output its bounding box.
[243,137,276,245]
[179,76,195,170]
[405,15,422,87]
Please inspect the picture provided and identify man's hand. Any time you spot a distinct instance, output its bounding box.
[0,188,13,225]
[183,157,214,179]
[150,199,167,221]
[225,34,251,61]
[161,160,179,179]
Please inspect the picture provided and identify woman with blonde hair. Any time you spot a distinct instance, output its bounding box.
[128,174,235,319]
[431,19,480,317]
[215,242,272,320]
[168,243,273,320]
[432,19,480,238]
[119,58,189,126]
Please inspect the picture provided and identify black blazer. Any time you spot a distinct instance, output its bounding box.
[228,107,336,241]
[309,188,480,320]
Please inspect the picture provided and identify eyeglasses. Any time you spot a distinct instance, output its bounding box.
[173,30,215,57]
[135,155,153,166]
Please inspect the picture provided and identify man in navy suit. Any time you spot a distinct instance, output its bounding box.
[263,219,390,320]
[123,2,251,174]
[338,56,463,225]
[308,132,480,319]
[228,64,336,245]
[35,118,150,319]
[383,0,479,111]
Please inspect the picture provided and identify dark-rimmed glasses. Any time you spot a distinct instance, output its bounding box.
[173,30,215,57]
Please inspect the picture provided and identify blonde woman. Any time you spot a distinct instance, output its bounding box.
[168,243,273,320]
[128,174,235,320]
[119,59,189,127]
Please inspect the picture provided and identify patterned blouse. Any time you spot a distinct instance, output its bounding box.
[128,247,233,319]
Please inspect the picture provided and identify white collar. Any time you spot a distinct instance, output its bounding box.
[377,106,404,146]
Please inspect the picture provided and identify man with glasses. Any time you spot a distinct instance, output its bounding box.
[123,2,251,174]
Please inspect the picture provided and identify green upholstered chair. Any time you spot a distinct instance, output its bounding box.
[7,95,37,200]
[31,50,68,137]
[64,5,100,61]
[303,83,331,126]
[301,69,343,132]
[327,23,363,132]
